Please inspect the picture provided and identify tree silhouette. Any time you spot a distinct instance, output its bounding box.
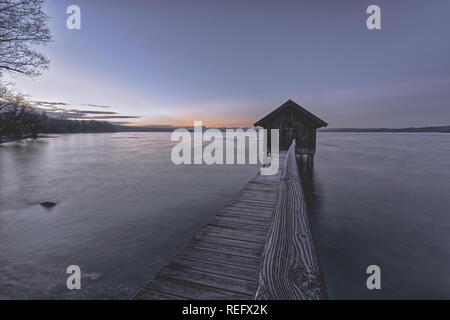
[0,0,52,77]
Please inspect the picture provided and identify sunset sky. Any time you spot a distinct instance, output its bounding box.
[6,0,450,128]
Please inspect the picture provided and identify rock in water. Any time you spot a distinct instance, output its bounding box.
[40,202,56,208]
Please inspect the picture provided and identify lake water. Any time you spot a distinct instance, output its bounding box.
[309,133,450,299]
[0,132,259,299]
[0,132,449,299]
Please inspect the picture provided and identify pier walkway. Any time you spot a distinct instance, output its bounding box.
[135,140,325,300]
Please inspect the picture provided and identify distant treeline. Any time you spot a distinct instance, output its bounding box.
[0,106,45,141]
[43,117,118,134]
[117,125,174,132]
[0,106,118,142]
[0,104,190,142]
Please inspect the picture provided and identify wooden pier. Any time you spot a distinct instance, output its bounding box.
[134,140,325,300]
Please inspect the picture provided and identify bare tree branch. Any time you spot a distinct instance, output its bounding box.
[0,0,52,77]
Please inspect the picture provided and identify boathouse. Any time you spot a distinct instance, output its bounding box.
[254,99,328,159]
[134,100,327,300]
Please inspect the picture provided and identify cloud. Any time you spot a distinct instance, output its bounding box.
[68,110,118,115]
[82,104,111,109]
[89,115,141,119]
[30,100,69,106]
[113,121,134,125]
[28,100,140,121]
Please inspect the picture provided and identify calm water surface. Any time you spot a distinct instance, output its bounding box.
[309,132,450,299]
[1,132,449,299]
[0,133,259,299]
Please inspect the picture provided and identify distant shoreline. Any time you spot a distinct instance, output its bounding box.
[2,125,450,145]
[319,126,450,133]
[122,124,450,133]
[0,135,36,144]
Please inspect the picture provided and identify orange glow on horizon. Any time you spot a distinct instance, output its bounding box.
[122,115,257,128]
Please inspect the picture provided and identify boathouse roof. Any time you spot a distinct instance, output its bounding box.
[254,99,328,128]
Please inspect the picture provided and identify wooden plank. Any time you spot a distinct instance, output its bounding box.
[241,186,278,191]
[135,288,186,300]
[232,199,275,207]
[193,233,264,250]
[147,276,252,300]
[231,199,275,207]
[245,185,279,189]
[211,218,271,229]
[218,213,272,222]
[221,207,274,217]
[241,192,277,196]
[212,216,271,227]
[236,199,275,205]
[255,140,325,300]
[218,212,273,224]
[208,222,269,234]
[178,247,261,269]
[187,238,263,258]
[200,226,267,244]
[244,184,279,189]
[241,187,278,193]
[221,206,274,215]
[202,224,268,238]
[238,196,276,202]
[224,204,274,214]
[229,198,276,205]
[219,207,275,219]
[171,256,260,281]
[246,181,280,187]
[159,266,257,295]
[240,191,278,197]
[240,189,277,194]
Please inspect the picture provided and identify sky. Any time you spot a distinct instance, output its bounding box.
[6,0,450,128]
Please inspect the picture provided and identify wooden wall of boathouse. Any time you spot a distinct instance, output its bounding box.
[254,100,328,160]
[263,107,318,154]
